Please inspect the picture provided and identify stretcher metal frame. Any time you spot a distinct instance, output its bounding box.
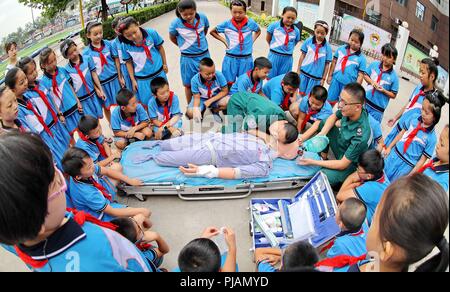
[119,176,312,201]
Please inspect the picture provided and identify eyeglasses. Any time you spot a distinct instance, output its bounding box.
[338,98,361,107]
[48,167,67,202]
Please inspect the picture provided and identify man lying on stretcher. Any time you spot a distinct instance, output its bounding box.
[135,126,301,180]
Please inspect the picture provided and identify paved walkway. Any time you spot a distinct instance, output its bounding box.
[0,0,448,272]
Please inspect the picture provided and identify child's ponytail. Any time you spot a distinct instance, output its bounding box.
[414,237,449,272]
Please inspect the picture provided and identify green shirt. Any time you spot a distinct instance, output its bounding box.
[334,109,372,163]
[225,92,286,132]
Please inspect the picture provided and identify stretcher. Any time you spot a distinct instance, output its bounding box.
[248,171,340,251]
[118,141,322,201]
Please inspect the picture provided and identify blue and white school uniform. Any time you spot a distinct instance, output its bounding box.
[267,20,300,79]
[216,17,260,84]
[364,61,399,123]
[65,54,103,119]
[136,244,164,271]
[122,28,167,106]
[326,223,369,272]
[298,95,333,127]
[384,114,436,182]
[368,114,383,149]
[40,68,81,134]
[112,36,133,90]
[354,174,390,225]
[262,74,295,110]
[299,36,332,96]
[83,40,121,109]
[421,158,449,192]
[189,71,228,110]
[257,260,278,272]
[111,104,150,139]
[75,135,107,164]
[67,165,124,222]
[169,13,210,87]
[147,92,183,133]
[9,213,153,272]
[328,45,367,103]
[229,70,263,95]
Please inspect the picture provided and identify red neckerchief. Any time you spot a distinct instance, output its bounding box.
[26,101,53,137]
[74,61,91,95]
[14,209,117,269]
[403,122,427,153]
[160,91,174,127]
[89,176,113,202]
[372,63,390,95]
[78,131,108,159]
[182,17,201,48]
[247,70,259,93]
[92,44,108,68]
[407,89,426,109]
[340,47,357,74]
[281,86,292,111]
[419,159,437,173]
[319,228,365,254]
[300,99,319,131]
[31,85,58,125]
[231,17,249,52]
[282,25,294,47]
[136,242,154,251]
[315,254,367,269]
[51,69,62,100]
[125,113,137,127]
[376,174,386,183]
[314,42,323,63]
[135,39,153,64]
[203,78,215,98]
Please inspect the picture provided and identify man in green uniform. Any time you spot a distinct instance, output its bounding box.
[298,83,373,187]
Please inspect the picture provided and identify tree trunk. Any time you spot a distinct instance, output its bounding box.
[101,0,108,21]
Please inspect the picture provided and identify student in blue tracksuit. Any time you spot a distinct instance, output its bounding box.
[84,22,123,123]
[262,72,300,111]
[229,57,272,95]
[337,149,390,225]
[210,0,261,86]
[169,0,210,104]
[363,44,399,123]
[418,125,449,191]
[39,48,83,137]
[383,92,444,182]
[186,57,229,122]
[117,17,168,107]
[111,16,133,90]
[289,85,332,139]
[266,6,300,79]
[254,241,319,272]
[62,147,150,222]
[385,58,439,146]
[0,132,154,272]
[326,29,367,105]
[148,77,183,140]
[297,20,332,96]
[111,215,170,272]
[61,39,104,119]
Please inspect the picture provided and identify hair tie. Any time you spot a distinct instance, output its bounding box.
[437,237,448,251]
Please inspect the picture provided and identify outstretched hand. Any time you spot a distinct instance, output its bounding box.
[179,163,199,176]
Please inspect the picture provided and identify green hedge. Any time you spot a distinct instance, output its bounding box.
[80,1,179,45]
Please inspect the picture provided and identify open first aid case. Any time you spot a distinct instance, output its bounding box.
[248,172,340,250]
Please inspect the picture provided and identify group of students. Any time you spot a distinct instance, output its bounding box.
[0,0,448,272]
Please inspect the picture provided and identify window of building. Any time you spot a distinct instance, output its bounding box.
[248,0,251,8]
[261,1,265,11]
[431,15,438,31]
[396,0,408,6]
[416,1,425,21]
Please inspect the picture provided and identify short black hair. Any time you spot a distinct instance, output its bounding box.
[17,57,36,75]
[4,67,21,89]
[310,85,328,103]
[0,132,54,245]
[381,43,398,61]
[284,122,299,144]
[4,41,17,53]
[282,6,297,16]
[254,57,272,70]
[62,147,90,178]
[176,0,197,18]
[230,0,247,11]
[340,198,367,232]
[280,241,319,271]
[358,149,384,180]
[151,77,169,96]
[282,72,300,89]
[199,57,215,68]
[116,88,135,106]
[421,58,440,86]
[178,238,221,272]
[116,16,139,35]
[343,82,366,104]
[349,29,365,46]
[110,217,137,243]
[78,115,99,136]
